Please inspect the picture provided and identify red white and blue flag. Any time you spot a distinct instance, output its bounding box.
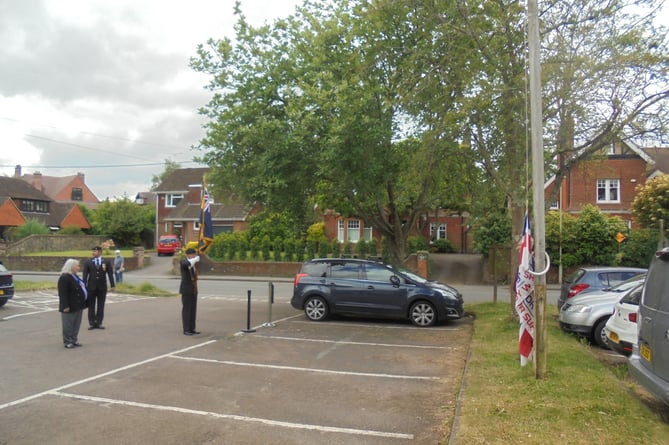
[198,177,214,253]
[515,212,535,366]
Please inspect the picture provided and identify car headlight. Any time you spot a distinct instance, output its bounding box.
[564,304,591,313]
[435,288,456,299]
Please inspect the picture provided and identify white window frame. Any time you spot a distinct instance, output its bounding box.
[347,220,360,242]
[363,226,373,241]
[597,179,620,203]
[166,193,183,208]
[430,223,447,240]
[337,220,345,243]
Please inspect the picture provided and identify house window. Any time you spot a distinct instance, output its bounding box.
[337,220,345,243]
[166,194,183,207]
[550,200,560,210]
[430,223,447,240]
[21,200,48,213]
[71,187,83,201]
[347,220,360,242]
[363,227,373,241]
[597,179,620,203]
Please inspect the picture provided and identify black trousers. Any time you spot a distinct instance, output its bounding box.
[88,289,107,327]
[181,292,198,332]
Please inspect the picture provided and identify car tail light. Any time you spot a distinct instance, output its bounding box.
[294,273,308,287]
[568,283,590,298]
[629,312,638,323]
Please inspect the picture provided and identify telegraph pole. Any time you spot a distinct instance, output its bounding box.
[528,0,548,379]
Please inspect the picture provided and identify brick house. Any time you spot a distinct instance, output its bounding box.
[0,176,91,239]
[153,167,261,246]
[15,165,100,210]
[544,141,669,228]
[321,208,472,253]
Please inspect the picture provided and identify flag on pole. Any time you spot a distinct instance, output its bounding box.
[198,176,214,254]
[515,212,535,366]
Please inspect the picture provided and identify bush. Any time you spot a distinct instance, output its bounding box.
[407,236,428,253]
[431,239,455,253]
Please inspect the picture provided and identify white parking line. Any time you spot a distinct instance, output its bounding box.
[170,355,440,380]
[53,392,414,440]
[0,340,217,411]
[260,334,452,349]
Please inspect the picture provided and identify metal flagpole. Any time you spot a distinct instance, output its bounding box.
[528,0,548,379]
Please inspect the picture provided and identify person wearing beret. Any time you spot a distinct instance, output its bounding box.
[58,258,88,349]
[82,246,115,330]
[180,248,201,335]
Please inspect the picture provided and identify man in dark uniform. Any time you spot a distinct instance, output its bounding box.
[82,246,115,330]
[180,248,200,335]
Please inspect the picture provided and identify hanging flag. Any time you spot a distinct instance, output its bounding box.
[198,176,214,253]
[515,212,535,366]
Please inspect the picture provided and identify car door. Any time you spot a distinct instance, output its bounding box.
[354,263,407,316]
[327,261,365,313]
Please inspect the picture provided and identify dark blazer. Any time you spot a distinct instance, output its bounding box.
[179,258,197,296]
[82,257,115,291]
[58,273,87,312]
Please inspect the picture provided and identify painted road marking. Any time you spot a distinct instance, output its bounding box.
[259,334,452,349]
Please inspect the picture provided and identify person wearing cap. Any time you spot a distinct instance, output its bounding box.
[180,248,200,335]
[113,249,125,284]
[82,246,115,330]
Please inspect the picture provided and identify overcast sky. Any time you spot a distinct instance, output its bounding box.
[0,0,302,200]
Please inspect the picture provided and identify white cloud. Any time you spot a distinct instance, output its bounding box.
[0,0,302,200]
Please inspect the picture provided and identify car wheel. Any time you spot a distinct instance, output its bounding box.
[0,298,7,308]
[593,317,611,349]
[304,296,329,322]
[410,301,437,327]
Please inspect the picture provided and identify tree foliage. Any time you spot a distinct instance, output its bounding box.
[632,174,669,235]
[91,198,155,247]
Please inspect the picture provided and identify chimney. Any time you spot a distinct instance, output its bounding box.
[32,172,43,192]
[14,165,21,178]
[77,172,85,182]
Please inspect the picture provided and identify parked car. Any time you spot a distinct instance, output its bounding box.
[157,235,181,256]
[559,273,646,348]
[557,266,647,310]
[605,282,644,356]
[291,258,464,327]
[629,247,669,405]
[0,261,15,308]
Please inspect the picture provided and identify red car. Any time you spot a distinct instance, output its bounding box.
[157,235,181,256]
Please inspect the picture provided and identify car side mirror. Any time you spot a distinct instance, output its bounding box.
[390,275,400,287]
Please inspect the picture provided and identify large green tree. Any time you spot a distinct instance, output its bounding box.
[92,197,155,247]
[191,0,477,264]
[632,174,669,237]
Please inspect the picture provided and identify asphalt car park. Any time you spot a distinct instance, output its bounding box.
[0,288,472,444]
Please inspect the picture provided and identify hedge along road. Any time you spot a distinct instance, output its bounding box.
[2,260,475,443]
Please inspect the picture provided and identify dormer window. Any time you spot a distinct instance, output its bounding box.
[71,187,83,201]
[166,194,183,207]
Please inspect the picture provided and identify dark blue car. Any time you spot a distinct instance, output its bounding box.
[291,258,464,327]
[0,261,15,308]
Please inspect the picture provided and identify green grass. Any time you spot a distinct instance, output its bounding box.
[15,281,174,297]
[454,302,669,444]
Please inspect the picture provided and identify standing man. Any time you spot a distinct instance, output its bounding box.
[83,246,115,330]
[180,248,200,335]
[114,249,125,284]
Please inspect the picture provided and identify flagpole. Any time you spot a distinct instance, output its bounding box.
[528,0,548,379]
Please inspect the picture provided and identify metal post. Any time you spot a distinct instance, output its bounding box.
[262,282,276,327]
[241,289,256,333]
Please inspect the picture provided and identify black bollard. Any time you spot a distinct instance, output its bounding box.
[242,289,256,333]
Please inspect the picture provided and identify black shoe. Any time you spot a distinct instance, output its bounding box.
[97,325,105,330]
[64,343,75,349]
[73,342,82,347]
[88,325,96,330]
[190,330,201,335]
[183,331,194,336]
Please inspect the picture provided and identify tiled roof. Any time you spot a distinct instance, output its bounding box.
[642,147,669,175]
[153,167,209,193]
[0,176,53,201]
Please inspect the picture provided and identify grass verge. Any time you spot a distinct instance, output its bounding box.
[15,281,174,297]
[453,302,669,444]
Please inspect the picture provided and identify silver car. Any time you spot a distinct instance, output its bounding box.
[559,273,646,348]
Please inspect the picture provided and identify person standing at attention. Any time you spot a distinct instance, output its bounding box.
[83,246,115,330]
[114,249,125,284]
[58,258,87,349]
[180,248,200,335]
